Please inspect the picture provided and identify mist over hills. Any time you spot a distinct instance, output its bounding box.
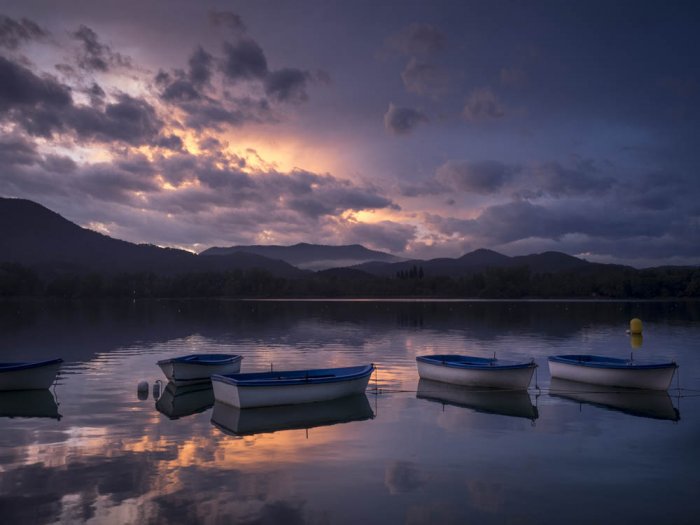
[201,243,402,270]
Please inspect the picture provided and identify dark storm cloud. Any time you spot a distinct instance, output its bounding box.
[0,54,162,144]
[208,10,246,34]
[221,38,268,81]
[0,55,72,110]
[463,88,504,120]
[525,160,615,198]
[426,199,674,246]
[71,25,130,71]
[85,82,106,105]
[67,94,162,145]
[387,23,446,56]
[0,134,39,166]
[384,103,428,135]
[73,162,160,203]
[401,58,449,96]
[179,96,273,130]
[436,160,519,195]
[0,15,48,49]
[188,46,214,87]
[154,134,184,151]
[340,220,416,253]
[265,68,311,103]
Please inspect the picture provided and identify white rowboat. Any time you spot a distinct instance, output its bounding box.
[548,354,678,390]
[157,354,242,386]
[211,364,374,408]
[416,354,537,390]
[0,359,62,391]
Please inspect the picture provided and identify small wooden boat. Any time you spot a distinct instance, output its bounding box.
[157,354,243,386]
[548,354,678,390]
[0,389,61,419]
[549,378,680,421]
[416,354,537,390]
[416,378,538,420]
[211,393,374,436]
[211,364,375,408]
[0,358,63,390]
[155,382,214,420]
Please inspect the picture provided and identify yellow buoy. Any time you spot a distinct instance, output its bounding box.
[630,333,643,349]
[629,318,643,335]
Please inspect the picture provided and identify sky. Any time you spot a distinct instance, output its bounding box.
[1,0,699,267]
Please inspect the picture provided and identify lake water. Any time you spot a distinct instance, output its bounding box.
[1,300,699,524]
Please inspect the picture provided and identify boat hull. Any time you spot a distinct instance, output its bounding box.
[0,359,62,391]
[157,354,242,386]
[416,359,536,390]
[548,358,677,390]
[212,365,374,408]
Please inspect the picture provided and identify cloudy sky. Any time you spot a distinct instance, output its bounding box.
[1,0,699,267]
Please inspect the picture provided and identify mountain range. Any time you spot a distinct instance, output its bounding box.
[1,196,628,278]
[201,243,402,270]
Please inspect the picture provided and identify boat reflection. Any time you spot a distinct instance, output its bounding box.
[211,393,375,436]
[0,389,61,419]
[549,378,680,421]
[416,378,539,420]
[155,381,214,420]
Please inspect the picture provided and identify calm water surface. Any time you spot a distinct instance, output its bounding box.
[1,300,699,524]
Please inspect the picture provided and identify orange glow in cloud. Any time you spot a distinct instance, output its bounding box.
[218,128,340,175]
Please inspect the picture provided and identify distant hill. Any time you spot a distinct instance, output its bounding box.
[352,248,627,277]
[201,242,402,270]
[0,197,305,277]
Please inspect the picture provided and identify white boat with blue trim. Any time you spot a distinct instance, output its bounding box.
[0,358,63,391]
[157,354,242,386]
[211,364,375,408]
[548,354,678,390]
[416,354,537,390]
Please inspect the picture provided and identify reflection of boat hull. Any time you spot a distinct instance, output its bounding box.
[548,354,677,390]
[212,364,374,408]
[157,354,242,386]
[0,389,61,419]
[416,355,536,390]
[211,394,375,436]
[549,378,680,421]
[416,379,538,420]
[0,359,62,390]
[155,382,214,419]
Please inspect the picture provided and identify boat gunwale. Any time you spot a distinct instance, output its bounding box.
[548,354,677,370]
[416,354,536,371]
[0,358,64,372]
[157,354,243,366]
[212,364,375,388]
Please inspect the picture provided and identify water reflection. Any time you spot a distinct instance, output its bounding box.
[0,389,61,419]
[155,382,214,420]
[549,378,681,421]
[416,379,539,420]
[1,300,699,524]
[211,394,375,436]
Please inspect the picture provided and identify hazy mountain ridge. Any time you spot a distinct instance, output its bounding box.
[201,242,402,270]
[0,198,305,277]
[0,197,661,280]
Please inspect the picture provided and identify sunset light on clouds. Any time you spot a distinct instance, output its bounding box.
[1,0,699,266]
